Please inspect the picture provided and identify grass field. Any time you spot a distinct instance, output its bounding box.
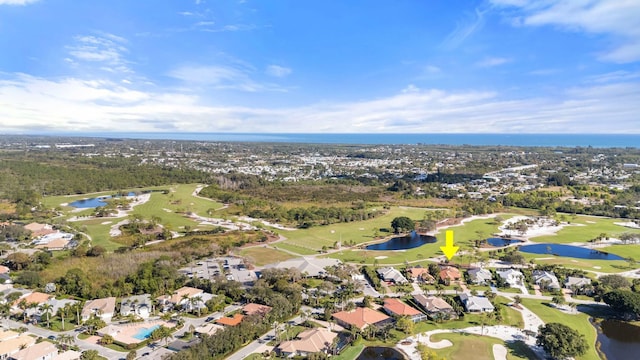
[238,246,296,266]
[324,215,518,265]
[529,216,640,244]
[429,333,532,360]
[520,252,630,273]
[520,299,600,360]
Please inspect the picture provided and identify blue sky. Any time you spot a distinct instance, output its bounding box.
[0,0,639,134]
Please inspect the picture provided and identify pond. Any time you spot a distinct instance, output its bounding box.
[518,243,625,260]
[356,346,406,360]
[593,319,640,360]
[366,231,437,250]
[69,192,137,208]
[486,237,523,247]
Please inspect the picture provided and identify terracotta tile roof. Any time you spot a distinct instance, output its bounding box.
[167,287,203,305]
[215,314,244,326]
[439,266,461,281]
[383,298,422,317]
[243,303,272,316]
[332,307,390,330]
[81,297,116,318]
[35,238,69,249]
[14,292,51,306]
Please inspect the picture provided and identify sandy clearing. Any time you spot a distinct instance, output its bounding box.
[493,344,507,360]
[100,221,112,225]
[374,256,388,260]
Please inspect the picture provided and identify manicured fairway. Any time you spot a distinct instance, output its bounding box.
[430,333,531,360]
[530,216,640,244]
[520,299,600,360]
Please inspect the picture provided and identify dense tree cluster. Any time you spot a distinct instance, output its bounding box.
[536,323,588,360]
[603,290,640,320]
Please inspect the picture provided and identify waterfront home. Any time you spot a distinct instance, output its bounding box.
[411,294,456,320]
[332,307,392,331]
[276,328,338,358]
[382,298,427,322]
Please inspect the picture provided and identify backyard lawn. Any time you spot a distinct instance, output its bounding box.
[239,246,296,266]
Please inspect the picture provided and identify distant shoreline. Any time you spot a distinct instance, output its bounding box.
[2,132,640,148]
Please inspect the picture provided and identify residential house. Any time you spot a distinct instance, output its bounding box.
[0,332,35,360]
[215,314,244,327]
[564,277,592,295]
[157,286,213,312]
[81,297,116,322]
[120,294,152,319]
[194,323,224,337]
[459,293,495,313]
[12,292,52,319]
[496,269,524,288]
[467,268,493,285]
[382,298,427,322]
[412,294,457,320]
[35,298,78,323]
[23,222,55,238]
[406,267,435,284]
[52,351,82,360]
[9,341,57,360]
[376,267,408,284]
[276,328,338,358]
[332,307,393,331]
[532,270,560,290]
[438,266,461,284]
[242,303,272,317]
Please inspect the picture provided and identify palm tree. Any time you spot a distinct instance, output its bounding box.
[58,334,74,350]
[40,303,53,328]
[181,294,190,313]
[191,296,203,317]
[74,301,84,326]
[17,300,29,323]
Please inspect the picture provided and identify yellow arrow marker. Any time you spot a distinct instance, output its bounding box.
[440,230,459,260]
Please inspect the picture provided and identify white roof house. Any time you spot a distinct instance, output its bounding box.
[532,270,560,290]
[496,269,524,287]
[459,293,495,313]
[376,267,408,284]
[120,294,152,319]
[467,268,493,285]
[564,277,591,289]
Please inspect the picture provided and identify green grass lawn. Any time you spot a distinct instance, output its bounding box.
[429,333,531,360]
[529,216,640,244]
[271,242,319,256]
[319,213,520,265]
[282,207,445,250]
[521,252,630,273]
[238,246,296,266]
[333,344,365,360]
[520,298,599,360]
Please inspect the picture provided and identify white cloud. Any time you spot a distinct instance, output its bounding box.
[490,0,640,63]
[168,64,286,92]
[0,0,39,5]
[66,33,132,74]
[442,6,490,49]
[265,65,292,77]
[0,72,638,134]
[476,57,512,67]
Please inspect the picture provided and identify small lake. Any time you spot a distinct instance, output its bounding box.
[366,231,437,251]
[69,192,136,208]
[519,243,625,260]
[487,237,523,247]
[594,319,640,360]
[356,346,406,360]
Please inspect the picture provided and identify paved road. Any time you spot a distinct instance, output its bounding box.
[226,314,303,360]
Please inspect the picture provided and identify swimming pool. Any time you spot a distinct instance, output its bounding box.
[133,325,160,340]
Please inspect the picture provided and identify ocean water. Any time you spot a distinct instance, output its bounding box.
[42,132,640,148]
